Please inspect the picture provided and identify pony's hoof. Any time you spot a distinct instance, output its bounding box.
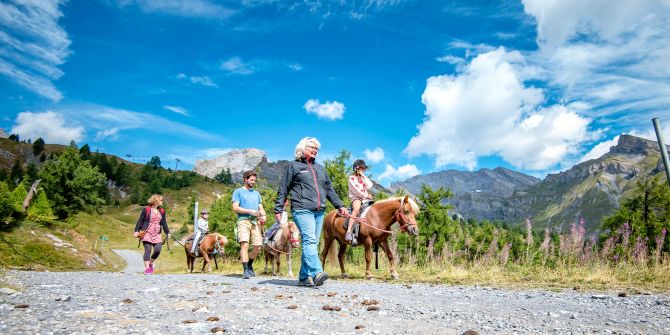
[366,275,373,280]
[272,273,278,277]
[341,273,350,279]
[391,273,399,280]
[287,273,294,278]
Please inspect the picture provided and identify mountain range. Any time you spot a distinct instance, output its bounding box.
[391,135,667,231]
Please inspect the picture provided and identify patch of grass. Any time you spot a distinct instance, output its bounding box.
[0,222,98,271]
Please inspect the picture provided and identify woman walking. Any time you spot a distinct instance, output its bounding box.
[134,194,170,274]
[274,137,348,287]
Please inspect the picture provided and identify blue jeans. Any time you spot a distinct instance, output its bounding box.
[292,209,325,281]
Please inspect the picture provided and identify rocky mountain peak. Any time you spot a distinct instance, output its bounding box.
[193,148,265,178]
[610,134,663,156]
[0,128,8,139]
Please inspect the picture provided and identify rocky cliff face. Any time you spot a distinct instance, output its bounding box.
[0,128,8,139]
[391,167,540,221]
[193,149,265,179]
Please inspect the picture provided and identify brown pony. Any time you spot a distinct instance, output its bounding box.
[184,233,227,273]
[263,221,300,277]
[320,195,420,280]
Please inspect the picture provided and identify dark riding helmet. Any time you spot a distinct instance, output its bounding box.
[352,159,368,172]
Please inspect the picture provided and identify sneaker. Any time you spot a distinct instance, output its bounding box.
[242,270,250,279]
[297,277,314,287]
[148,264,154,274]
[249,269,256,277]
[314,272,329,286]
[144,268,151,275]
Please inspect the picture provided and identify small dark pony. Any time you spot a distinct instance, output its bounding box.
[321,195,420,279]
[184,233,227,273]
[263,221,300,277]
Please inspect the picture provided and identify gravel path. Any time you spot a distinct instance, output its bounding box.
[112,249,145,274]
[1,252,669,334]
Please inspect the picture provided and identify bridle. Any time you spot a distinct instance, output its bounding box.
[394,198,418,233]
[266,225,300,255]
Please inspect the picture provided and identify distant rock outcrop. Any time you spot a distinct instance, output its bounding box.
[0,128,8,139]
[193,149,265,179]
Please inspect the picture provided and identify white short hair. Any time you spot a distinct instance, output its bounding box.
[294,137,321,160]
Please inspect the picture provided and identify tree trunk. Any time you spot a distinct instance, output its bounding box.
[22,179,41,212]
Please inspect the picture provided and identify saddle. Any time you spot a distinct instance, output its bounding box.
[343,200,374,243]
[264,223,281,243]
[187,234,206,255]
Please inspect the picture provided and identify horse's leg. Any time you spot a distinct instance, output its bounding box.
[202,252,211,273]
[320,230,334,269]
[264,248,270,274]
[274,253,280,276]
[364,242,373,280]
[286,249,293,277]
[337,241,349,278]
[380,240,399,280]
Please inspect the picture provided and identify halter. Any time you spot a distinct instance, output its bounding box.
[266,225,300,255]
[394,198,418,232]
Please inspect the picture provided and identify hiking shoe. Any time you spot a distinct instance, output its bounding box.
[297,277,314,287]
[249,269,256,277]
[148,264,154,274]
[242,270,250,279]
[314,272,329,287]
[144,268,151,275]
[344,232,353,243]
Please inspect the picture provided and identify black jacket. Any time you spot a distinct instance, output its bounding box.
[134,207,170,234]
[274,157,344,214]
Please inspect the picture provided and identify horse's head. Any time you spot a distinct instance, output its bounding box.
[287,221,301,248]
[216,234,228,247]
[396,195,420,236]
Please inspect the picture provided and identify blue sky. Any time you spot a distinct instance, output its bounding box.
[2,0,669,186]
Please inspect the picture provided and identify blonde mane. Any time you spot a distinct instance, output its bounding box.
[375,196,420,214]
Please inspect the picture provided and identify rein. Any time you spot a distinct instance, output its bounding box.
[340,212,393,234]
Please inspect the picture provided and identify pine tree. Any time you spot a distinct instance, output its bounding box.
[214,168,233,184]
[39,147,106,219]
[25,163,38,184]
[27,190,56,224]
[9,159,23,186]
[0,181,12,220]
[9,179,28,213]
[79,144,91,161]
[32,137,45,156]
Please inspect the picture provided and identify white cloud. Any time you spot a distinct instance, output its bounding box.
[303,99,345,120]
[50,104,222,142]
[363,147,385,163]
[117,0,234,19]
[163,105,189,116]
[288,63,304,71]
[95,127,120,141]
[220,57,255,75]
[176,73,217,87]
[378,164,421,182]
[406,48,593,171]
[521,0,670,127]
[0,0,71,101]
[11,111,84,144]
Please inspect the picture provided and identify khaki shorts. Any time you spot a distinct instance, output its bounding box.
[237,218,262,246]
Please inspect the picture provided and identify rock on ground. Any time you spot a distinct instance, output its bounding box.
[1,269,670,335]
